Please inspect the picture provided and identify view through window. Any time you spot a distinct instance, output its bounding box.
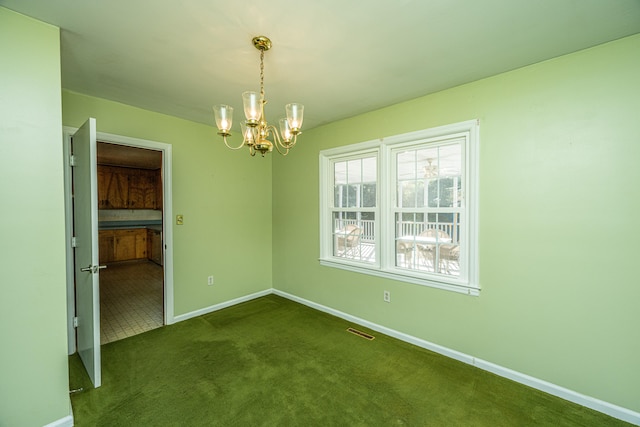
[319,120,479,294]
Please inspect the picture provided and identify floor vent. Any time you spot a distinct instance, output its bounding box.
[347,327,375,340]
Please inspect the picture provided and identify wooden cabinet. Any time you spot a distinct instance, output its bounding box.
[128,169,158,209]
[98,228,147,263]
[115,230,137,260]
[98,166,129,209]
[98,230,115,264]
[156,170,163,210]
[97,165,161,209]
[135,230,147,259]
[147,228,163,265]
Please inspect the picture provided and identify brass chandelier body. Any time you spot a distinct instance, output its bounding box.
[213,36,304,157]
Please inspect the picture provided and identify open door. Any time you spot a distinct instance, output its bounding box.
[72,118,102,388]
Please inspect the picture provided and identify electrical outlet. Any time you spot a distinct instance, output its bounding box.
[207,275,214,286]
[383,290,391,303]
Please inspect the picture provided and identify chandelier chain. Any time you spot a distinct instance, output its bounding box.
[259,49,265,103]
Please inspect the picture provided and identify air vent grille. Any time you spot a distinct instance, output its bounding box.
[347,327,375,340]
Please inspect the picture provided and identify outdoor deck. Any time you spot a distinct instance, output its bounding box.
[336,240,460,276]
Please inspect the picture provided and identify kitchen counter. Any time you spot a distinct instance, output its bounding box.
[98,220,162,230]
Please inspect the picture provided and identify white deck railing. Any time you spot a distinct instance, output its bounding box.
[334,219,459,243]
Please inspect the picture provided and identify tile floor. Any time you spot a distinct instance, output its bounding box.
[100,260,164,344]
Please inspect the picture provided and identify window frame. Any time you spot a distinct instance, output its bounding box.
[319,120,479,296]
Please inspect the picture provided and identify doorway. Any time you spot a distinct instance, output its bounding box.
[97,141,164,344]
[63,127,174,355]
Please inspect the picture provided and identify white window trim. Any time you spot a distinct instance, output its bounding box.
[319,120,479,296]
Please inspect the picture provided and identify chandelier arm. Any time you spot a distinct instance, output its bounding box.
[222,135,246,150]
[272,141,290,156]
[267,125,298,150]
[278,133,298,151]
[265,124,290,156]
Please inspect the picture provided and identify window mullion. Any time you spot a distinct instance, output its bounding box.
[379,143,391,270]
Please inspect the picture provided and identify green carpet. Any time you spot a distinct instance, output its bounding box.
[69,295,630,426]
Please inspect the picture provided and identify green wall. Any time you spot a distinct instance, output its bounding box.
[0,8,69,426]
[3,4,637,422]
[272,34,640,412]
[62,91,273,316]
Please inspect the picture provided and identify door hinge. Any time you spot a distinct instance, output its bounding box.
[70,155,76,167]
[73,317,79,328]
[71,236,77,248]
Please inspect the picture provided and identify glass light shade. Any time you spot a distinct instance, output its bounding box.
[286,103,304,131]
[240,122,254,143]
[242,91,261,123]
[279,118,292,142]
[213,104,233,133]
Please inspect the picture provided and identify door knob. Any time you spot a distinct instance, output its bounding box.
[80,265,107,274]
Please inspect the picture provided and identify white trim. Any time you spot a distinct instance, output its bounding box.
[318,120,480,294]
[319,259,480,296]
[63,126,176,342]
[62,132,76,355]
[474,359,640,425]
[43,415,73,427]
[272,289,640,426]
[172,289,272,323]
[93,129,176,324]
[44,399,73,427]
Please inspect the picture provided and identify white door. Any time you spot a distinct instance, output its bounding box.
[72,118,102,388]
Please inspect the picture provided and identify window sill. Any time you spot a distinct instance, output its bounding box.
[319,258,480,296]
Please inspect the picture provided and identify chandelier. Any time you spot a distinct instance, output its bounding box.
[213,36,304,157]
[423,158,438,178]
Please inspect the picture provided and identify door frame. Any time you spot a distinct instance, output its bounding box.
[63,127,175,355]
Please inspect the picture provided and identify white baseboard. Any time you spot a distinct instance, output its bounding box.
[44,399,73,427]
[172,289,271,323]
[43,416,73,427]
[273,289,640,426]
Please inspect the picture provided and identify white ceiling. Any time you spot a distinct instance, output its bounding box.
[3,0,640,131]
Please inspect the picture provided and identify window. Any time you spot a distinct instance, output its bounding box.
[319,120,479,295]
[331,155,377,263]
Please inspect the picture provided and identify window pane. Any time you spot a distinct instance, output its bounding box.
[400,181,417,208]
[335,157,377,209]
[397,151,416,180]
[394,212,460,276]
[347,184,358,208]
[362,183,376,207]
[362,157,377,183]
[347,159,362,184]
[439,144,461,177]
[332,211,375,263]
[334,162,346,185]
[417,148,439,179]
[334,184,344,207]
[393,143,460,208]
[438,177,456,208]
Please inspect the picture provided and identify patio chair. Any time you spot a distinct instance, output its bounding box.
[396,240,414,268]
[439,244,460,274]
[336,225,362,257]
[416,229,457,273]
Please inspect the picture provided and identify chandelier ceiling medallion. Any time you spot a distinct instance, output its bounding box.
[213,36,304,157]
